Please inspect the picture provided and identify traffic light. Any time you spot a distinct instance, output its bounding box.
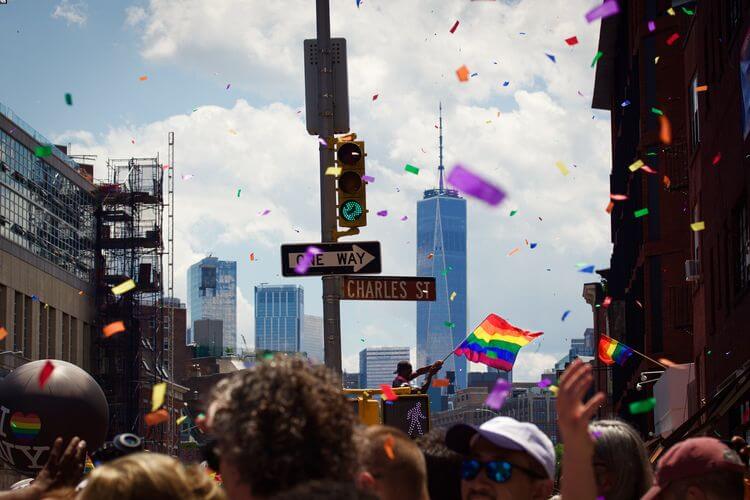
[335,140,368,228]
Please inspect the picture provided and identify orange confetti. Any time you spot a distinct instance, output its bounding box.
[658,357,676,367]
[427,252,434,260]
[145,409,169,427]
[384,435,395,460]
[663,175,671,188]
[659,115,672,145]
[249,253,255,261]
[139,75,148,81]
[0,327,6,341]
[432,378,450,387]
[508,247,520,256]
[103,321,126,338]
[78,290,85,296]
[606,201,615,214]
[695,85,708,92]
[456,65,470,82]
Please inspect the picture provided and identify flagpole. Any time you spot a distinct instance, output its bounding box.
[601,334,668,369]
[439,332,471,364]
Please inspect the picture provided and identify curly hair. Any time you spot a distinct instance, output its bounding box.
[210,355,357,497]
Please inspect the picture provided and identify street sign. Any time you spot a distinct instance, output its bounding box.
[281,241,381,277]
[340,276,436,301]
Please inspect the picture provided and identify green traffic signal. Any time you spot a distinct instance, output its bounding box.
[340,200,364,222]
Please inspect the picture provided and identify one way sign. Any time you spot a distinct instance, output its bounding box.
[280,241,382,277]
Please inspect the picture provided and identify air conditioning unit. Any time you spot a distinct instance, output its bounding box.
[685,259,701,282]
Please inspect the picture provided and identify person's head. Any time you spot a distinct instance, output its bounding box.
[210,355,357,499]
[269,480,378,500]
[415,429,462,500]
[395,361,413,378]
[356,425,429,500]
[588,420,653,500]
[446,416,554,500]
[642,437,746,500]
[75,452,225,500]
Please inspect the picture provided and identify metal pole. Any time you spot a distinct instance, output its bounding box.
[316,0,342,376]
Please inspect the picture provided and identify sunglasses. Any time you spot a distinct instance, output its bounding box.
[461,459,544,483]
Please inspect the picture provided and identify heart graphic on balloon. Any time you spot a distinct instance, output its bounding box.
[9,413,41,444]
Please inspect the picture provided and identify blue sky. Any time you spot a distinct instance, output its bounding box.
[1,0,613,379]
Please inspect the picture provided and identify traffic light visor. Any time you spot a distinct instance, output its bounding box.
[337,142,362,166]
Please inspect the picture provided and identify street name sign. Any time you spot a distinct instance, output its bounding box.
[339,276,436,301]
[281,241,381,277]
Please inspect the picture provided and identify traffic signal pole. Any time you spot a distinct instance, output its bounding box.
[316,0,343,376]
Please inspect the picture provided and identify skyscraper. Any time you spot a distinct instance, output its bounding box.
[254,284,304,353]
[187,257,237,353]
[417,104,468,389]
[359,347,410,389]
[301,314,324,363]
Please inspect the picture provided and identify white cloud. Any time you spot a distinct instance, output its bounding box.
[59,0,612,382]
[124,6,147,27]
[511,352,561,382]
[51,0,88,26]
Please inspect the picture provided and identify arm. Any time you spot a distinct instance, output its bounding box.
[557,359,606,500]
[417,361,443,393]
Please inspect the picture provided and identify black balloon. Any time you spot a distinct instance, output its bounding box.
[0,359,108,476]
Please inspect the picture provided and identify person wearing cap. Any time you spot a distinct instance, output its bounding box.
[641,436,745,500]
[445,416,555,499]
[392,360,442,393]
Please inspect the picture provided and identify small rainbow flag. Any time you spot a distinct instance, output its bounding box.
[454,314,543,371]
[9,413,41,444]
[598,334,634,366]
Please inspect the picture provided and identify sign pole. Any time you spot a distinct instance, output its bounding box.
[316,0,342,376]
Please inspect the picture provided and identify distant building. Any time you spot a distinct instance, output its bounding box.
[254,284,304,353]
[584,328,595,354]
[468,370,513,392]
[343,372,359,389]
[301,314,324,363]
[359,347,410,389]
[569,330,595,359]
[498,384,558,444]
[432,387,497,428]
[187,257,237,352]
[193,319,223,357]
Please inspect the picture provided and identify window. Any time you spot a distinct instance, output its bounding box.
[740,29,750,138]
[733,200,750,292]
[689,74,701,151]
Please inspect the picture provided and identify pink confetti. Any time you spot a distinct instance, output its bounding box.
[640,165,657,174]
[648,20,656,32]
[260,209,271,216]
[401,216,408,221]
[712,152,721,165]
[294,246,323,275]
[362,175,375,183]
[446,165,506,206]
[585,0,620,23]
[537,379,552,388]
[377,210,388,217]
[485,379,511,410]
[610,194,629,201]
[603,296,612,308]
[449,20,460,34]
[181,174,194,181]
[319,138,328,147]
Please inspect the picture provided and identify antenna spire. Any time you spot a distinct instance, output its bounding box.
[438,102,445,191]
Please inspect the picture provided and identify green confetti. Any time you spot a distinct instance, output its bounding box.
[591,51,603,68]
[64,93,73,106]
[629,397,656,415]
[634,208,649,218]
[405,164,420,175]
[651,107,664,116]
[360,338,365,342]
[681,7,694,15]
[441,266,454,276]
[444,321,455,328]
[646,152,658,156]
[237,189,242,197]
[510,210,518,217]
[34,145,53,158]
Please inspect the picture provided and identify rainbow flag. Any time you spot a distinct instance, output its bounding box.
[454,314,543,371]
[598,334,634,366]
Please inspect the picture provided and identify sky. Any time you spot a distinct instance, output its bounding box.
[0,0,612,380]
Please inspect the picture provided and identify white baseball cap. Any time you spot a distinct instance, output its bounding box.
[445,416,556,480]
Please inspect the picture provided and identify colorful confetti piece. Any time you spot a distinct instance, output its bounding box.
[584,0,620,23]
[384,435,396,460]
[111,278,136,296]
[634,208,649,218]
[666,33,680,46]
[380,384,398,401]
[446,165,506,206]
[591,51,603,67]
[555,161,570,176]
[565,36,579,46]
[561,310,571,321]
[34,145,53,158]
[449,20,460,34]
[690,221,705,232]
[38,360,54,389]
[64,93,73,106]
[405,164,420,175]
[376,210,388,217]
[456,65,470,82]
[145,409,169,427]
[151,382,166,412]
[485,379,511,410]
[103,321,126,338]
[629,397,656,414]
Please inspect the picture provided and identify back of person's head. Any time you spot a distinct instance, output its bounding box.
[588,420,653,500]
[269,480,378,500]
[356,425,428,500]
[415,429,462,500]
[75,452,224,500]
[642,436,746,500]
[210,355,357,498]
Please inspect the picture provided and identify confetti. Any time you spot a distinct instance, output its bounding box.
[372,94,379,101]
[636,300,643,308]
[651,107,664,116]
[456,65,470,82]
[640,165,657,174]
[35,145,53,158]
[555,161,570,176]
[260,209,271,216]
[682,7,694,15]
[249,253,255,261]
[561,310,571,321]
[537,379,552,388]
[376,210,388,217]
[629,159,644,172]
[545,53,557,63]
[432,378,450,387]
[65,93,73,106]
[111,278,137,296]
[401,216,408,221]
[380,384,398,401]
[38,360,55,389]
[658,357,677,367]
[591,51,603,67]
[103,321,126,338]
[530,243,538,249]
[176,415,187,425]
[405,164,420,175]
[634,208,649,218]
[621,99,631,107]
[659,115,672,144]
[666,33,680,46]
[450,291,457,301]
[226,83,231,90]
[655,56,660,64]
[356,0,362,7]
[362,175,374,183]
[181,174,194,181]
[0,327,7,341]
[667,7,675,16]
[318,138,328,147]
[151,382,166,412]
[449,20,460,33]
[601,296,613,308]
[712,153,721,165]
[325,167,342,176]
[565,36,579,46]
[502,81,510,87]
[444,321,455,328]
[579,265,596,273]
[510,210,518,216]
[648,20,656,32]
[139,75,148,81]
[237,189,242,197]
[591,430,603,440]
[446,165,507,206]
[629,397,656,415]
[485,379,511,410]
[610,194,629,201]
[690,221,706,232]
[585,0,620,23]
[145,409,169,427]
[295,246,323,275]
[384,435,396,460]
[508,247,520,256]
[695,85,708,92]
[549,385,559,395]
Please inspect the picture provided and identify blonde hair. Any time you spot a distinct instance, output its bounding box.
[75,452,224,500]
[589,420,653,500]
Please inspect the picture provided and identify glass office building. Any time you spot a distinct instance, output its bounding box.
[187,257,237,353]
[301,314,324,363]
[359,346,410,389]
[254,284,304,353]
[416,106,468,389]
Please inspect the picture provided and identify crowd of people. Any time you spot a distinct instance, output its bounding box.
[0,357,748,500]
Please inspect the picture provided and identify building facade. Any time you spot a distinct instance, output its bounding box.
[254,284,304,353]
[432,387,498,429]
[301,314,324,363]
[417,106,468,389]
[498,384,558,444]
[187,257,237,353]
[359,346,410,389]
[193,318,223,358]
